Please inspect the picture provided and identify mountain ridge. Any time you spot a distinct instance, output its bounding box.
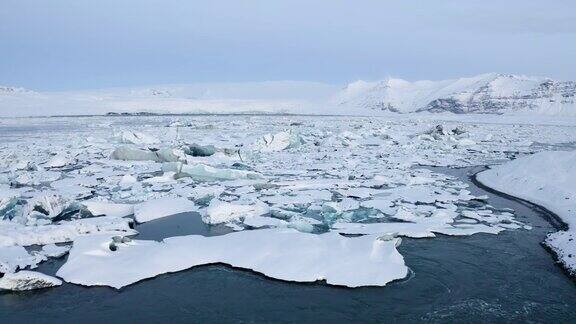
[1,74,574,117]
[336,73,576,115]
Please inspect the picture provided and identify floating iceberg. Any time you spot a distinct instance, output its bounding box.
[57,229,408,289]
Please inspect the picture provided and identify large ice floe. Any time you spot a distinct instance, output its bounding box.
[1,115,575,290]
[57,229,407,288]
[477,150,576,274]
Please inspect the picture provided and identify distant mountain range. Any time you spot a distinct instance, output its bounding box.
[1,74,574,117]
[336,73,576,115]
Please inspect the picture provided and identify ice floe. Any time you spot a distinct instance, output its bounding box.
[57,229,408,288]
[0,271,62,291]
[134,197,197,223]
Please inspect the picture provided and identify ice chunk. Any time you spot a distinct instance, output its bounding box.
[361,199,396,215]
[0,246,41,273]
[45,155,75,169]
[254,130,303,152]
[0,270,62,291]
[82,201,134,218]
[110,146,179,162]
[119,174,138,186]
[203,199,270,225]
[333,217,504,239]
[243,215,288,228]
[112,130,159,145]
[134,197,197,223]
[0,216,135,247]
[57,229,408,288]
[163,162,262,181]
[142,172,176,184]
[323,198,361,213]
[21,195,73,224]
[0,195,21,221]
[184,143,216,157]
[110,146,159,161]
[11,160,36,171]
[40,243,71,258]
[182,185,225,205]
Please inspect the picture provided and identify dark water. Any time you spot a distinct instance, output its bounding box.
[1,167,575,323]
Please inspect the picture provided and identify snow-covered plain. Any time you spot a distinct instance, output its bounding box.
[477,151,576,274]
[0,114,575,290]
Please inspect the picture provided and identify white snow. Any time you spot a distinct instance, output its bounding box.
[82,201,134,218]
[1,74,574,117]
[254,130,303,152]
[133,197,197,223]
[112,130,160,145]
[163,162,262,181]
[336,73,576,115]
[477,150,576,273]
[40,243,71,258]
[203,199,270,225]
[0,216,135,247]
[0,246,41,273]
[56,229,408,288]
[0,270,62,291]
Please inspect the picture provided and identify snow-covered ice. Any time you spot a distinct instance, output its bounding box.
[203,199,270,225]
[0,270,62,291]
[0,114,575,290]
[134,197,197,223]
[57,229,408,288]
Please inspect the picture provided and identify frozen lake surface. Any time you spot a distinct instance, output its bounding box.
[1,115,575,322]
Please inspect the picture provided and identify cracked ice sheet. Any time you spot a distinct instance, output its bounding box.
[57,229,408,289]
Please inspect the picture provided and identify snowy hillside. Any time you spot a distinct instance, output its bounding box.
[336,73,576,115]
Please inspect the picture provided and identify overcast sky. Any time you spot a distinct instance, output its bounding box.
[1,0,575,90]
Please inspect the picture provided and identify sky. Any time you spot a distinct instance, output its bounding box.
[1,0,575,91]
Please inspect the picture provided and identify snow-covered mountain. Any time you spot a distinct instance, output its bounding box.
[336,73,576,115]
[1,74,575,117]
